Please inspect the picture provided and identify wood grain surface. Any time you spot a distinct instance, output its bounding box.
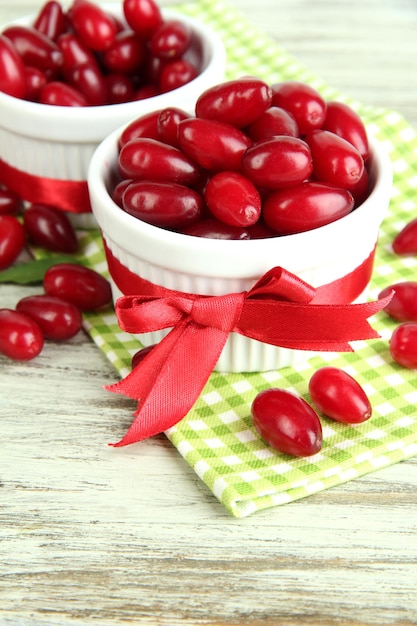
[1,1,417,625]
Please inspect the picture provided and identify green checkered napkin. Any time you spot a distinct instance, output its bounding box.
[76,0,417,516]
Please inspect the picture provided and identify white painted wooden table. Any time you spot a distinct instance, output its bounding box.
[2,1,417,624]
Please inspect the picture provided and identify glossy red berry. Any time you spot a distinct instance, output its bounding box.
[379,281,417,322]
[44,263,112,311]
[262,182,354,235]
[0,34,26,98]
[271,80,326,134]
[251,388,322,457]
[16,294,83,341]
[23,204,78,253]
[204,171,261,227]
[0,215,26,270]
[308,367,372,424]
[389,323,417,369]
[122,0,163,39]
[392,218,417,256]
[69,0,117,51]
[196,77,273,128]
[0,309,44,361]
[242,136,313,189]
[306,129,364,189]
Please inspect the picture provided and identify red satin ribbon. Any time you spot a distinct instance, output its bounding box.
[0,157,91,213]
[104,243,390,447]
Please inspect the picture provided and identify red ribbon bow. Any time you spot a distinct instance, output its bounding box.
[105,246,390,447]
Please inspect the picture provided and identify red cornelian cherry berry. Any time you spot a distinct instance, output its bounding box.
[112,178,133,207]
[323,101,369,161]
[271,80,327,135]
[305,129,364,189]
[119,110,163,147]
[308,366,372,424]
[101,30,146,74]
[34,0,68,41]
[158,59,198,93]
[195,77,273,128]
[44,263,112,312]
[177,117,252,172]
[58,32,98,71]
[204,171,262,227]
[24,65,48,100]
[251,388,323,457]
[0,215,26,270]
[241,136,313,189]
[389,323,417,369]
[0,188,22,215]
[379,281,417,322]
[69,0,117,51]
[16,294,83,341]
[131,344,156,369]
[392,217,417,255]
[0,34,27,98]
[349,166,370,206]
[23,204,78,253]
[150,19,191,61]
[104,72,134,104]
[39,80,88,106]
[157,107,190,146]
[122,0,163,39]
[65,62,108,105]
[122,180,203,228]
[0,309,44,361]
[262,181,354,235]
[247,106,299,142]
[3,25,63,73]
[119,137,200,185]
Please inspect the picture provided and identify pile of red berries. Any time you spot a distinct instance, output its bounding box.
[111,77,370,238]
[0,0,202,106]
[0,186,112,361]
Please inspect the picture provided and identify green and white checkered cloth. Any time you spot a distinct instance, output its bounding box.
[75,0,417,516]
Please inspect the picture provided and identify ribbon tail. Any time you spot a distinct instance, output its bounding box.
[108,323,230,447]
[239,293,393,352]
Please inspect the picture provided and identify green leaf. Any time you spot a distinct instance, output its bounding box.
[0,256,81,285]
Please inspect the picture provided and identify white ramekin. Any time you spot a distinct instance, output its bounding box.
[88,126,392,372]
[0,3,226,228]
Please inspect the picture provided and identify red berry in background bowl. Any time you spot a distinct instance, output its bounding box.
[123,0,163,39]
[0,34,26,98]
[251,388,322,457]
[389,322,417,369]
[308,366,372,424]
[0,308,44,361]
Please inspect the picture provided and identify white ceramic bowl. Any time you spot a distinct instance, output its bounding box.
[0,3,226,228]
[88,128,392,372]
